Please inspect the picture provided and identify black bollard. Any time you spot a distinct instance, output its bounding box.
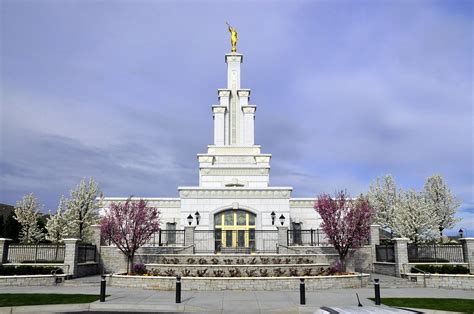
[176,275,181,304]
[374,278,381,305]
[100,275,106,302]
[300,278,305,305]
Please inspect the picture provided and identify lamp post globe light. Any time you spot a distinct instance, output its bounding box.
[279,214,285,226]
[271,211,276,225]
[187,214,193,226]
[195,211,201,225]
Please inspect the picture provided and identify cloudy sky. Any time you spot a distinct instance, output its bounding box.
[1,0,472,235]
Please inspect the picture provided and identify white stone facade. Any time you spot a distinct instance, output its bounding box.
[102,51,321,239]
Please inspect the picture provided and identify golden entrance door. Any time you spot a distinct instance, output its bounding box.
[214,210,256,251]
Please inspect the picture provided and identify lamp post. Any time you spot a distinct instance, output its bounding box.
[459,229,464,239]
[271,211,276,225]
[279,214,285,226]
[187,214,193,226]
[195,211,201,225]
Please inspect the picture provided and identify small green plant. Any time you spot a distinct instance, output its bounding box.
[289,268,298,276]
[228,268,241,277]
[171,258,179,264]
[236,258,245,265]
[197,269,207,277]
[213,269,225,277]
[260,258,270,264]
[296,257,304,264]
[245,269,257,277]
[223,259,233,265]
[164,269,176,276]
[303,268,312,276]
[273,268,285,276]
[198,258,207,265]
[272,258,282,264]
[186,258,196,264]
[249,257,257,264]
[149,268,161,276]
[162,257,169,264]
[210,258,219,265]
[259,269,269,277]
[182,269,192,276]
[284,258,291,264]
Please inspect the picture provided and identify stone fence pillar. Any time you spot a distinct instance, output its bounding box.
[184,226,195,247]
[277,226,288,247]
[63,238,81,278]
[460,238,474,273]
[91,224,102,273]
[0,238,11,265]
[370,225,380,266]
[393,238,409,277]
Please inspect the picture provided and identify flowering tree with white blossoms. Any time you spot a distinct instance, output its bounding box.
[14,193,45,244]
[423,174,460,238]
[65,178,101,242]
[45,196,69,243]
[391,189,439,244]
[368,174,398,234]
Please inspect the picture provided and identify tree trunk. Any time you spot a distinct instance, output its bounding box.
[339,255,346,273]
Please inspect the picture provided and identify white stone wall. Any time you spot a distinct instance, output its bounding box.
[289,199,322,229]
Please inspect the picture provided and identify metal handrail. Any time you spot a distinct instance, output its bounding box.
[403,263,431,287]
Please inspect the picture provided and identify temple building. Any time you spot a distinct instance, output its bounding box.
[103,49,323,253]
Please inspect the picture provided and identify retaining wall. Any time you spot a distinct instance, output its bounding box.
[0,274,67,286]
[108,274,370,291]
[374,262,396,276]
[404,273,474,290]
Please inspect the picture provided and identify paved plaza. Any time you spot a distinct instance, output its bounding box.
[0,283,472,313]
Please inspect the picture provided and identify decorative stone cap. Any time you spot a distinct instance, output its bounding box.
[0,238,12,241]
[225,53,243,63]
[62,238,81,243]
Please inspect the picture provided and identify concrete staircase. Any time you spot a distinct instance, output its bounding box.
[61,274,103,287]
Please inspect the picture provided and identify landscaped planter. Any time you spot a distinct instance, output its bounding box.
[107,273,369,291]
[0,274,67,286]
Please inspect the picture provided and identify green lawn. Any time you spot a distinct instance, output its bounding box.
[0,294,101,307]
[369,297,474,313]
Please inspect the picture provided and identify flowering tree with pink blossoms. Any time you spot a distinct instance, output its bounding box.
[101,198,160,274]
[314,191,375,272]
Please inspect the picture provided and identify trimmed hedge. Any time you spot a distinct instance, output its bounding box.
[0,265,63,276]
[411,264,470,274]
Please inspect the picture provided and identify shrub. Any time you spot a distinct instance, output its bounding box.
[182,269,192,276]
[273,268,285,276]
[0,265,63,276]
[289,268,298,276]
[260,258,270,264]
[259,269,269,277]
[245,269,257,277]
[164,269,176,276]
[133,263,147,275]
[197,269,207,277]
[272,258,282,264]
[249,258,257,265]
[223,259,233,265]
[284,258,291,264]
[236,258,245,265]
[186,258,196,264]
[228,268,241,277]
[210,258,219,265]
[411,264,470,274]
[213,270,224,277]
[198,258,207,265]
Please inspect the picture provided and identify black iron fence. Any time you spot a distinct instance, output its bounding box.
[287,229,330,246]
[408,244,464,263]
[194,229,278,254]
[376,243,395,262]
[78,244,97,263]
[144,230,186,247]
[7,244,65,263]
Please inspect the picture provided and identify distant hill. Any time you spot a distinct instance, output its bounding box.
[0,203,14,218]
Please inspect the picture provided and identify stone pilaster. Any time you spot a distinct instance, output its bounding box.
[0,238,12,264]
[90,224,102,273]
[460,238,474,273]
[393,238,409,277]
[277,226,288,247]
[63,238,81,278]
[370,225,380,265]
[184,226,195,247]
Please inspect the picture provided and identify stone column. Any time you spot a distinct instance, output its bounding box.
[0,238,12,265]
[370,225,380,267]
[184,226,195,247]
[90,224,102,273]
[393,238,409,277]
[460,238,474,273]
[63,238,81,278]
[212,106,226,145]
[277,226,288,247]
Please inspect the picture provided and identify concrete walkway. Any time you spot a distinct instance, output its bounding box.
[0,285,472,313]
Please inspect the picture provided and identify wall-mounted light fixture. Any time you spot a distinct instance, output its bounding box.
[195,211,201,225]
[187,214,193,226]
[270,211,276,225]
[459,228,464,239]
[279,214,286,226]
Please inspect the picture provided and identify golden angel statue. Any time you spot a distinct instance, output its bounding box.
[226,22,238,52]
